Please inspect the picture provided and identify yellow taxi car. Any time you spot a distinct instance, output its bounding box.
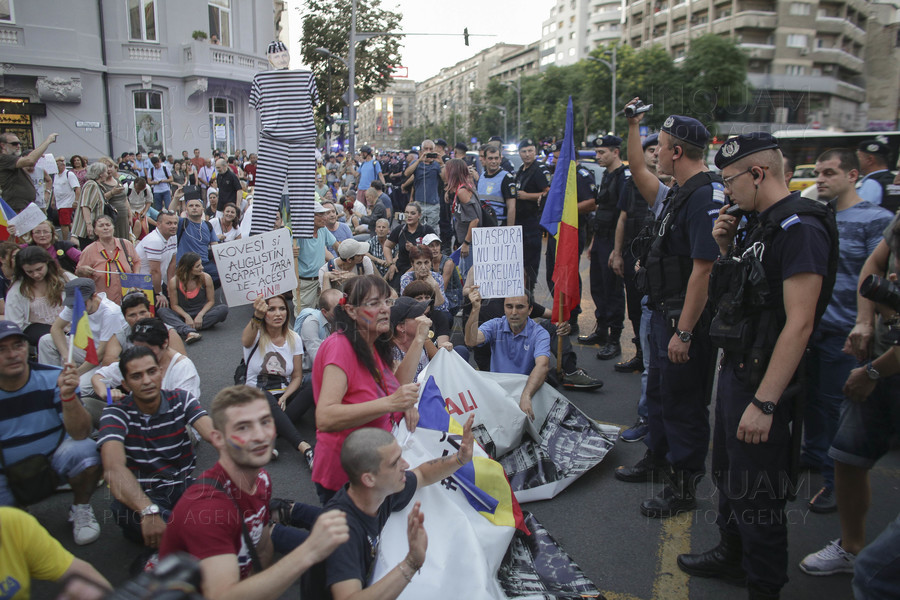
[789,164,817,192]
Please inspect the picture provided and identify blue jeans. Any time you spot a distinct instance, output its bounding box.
[638,296,651,419]
[853,510,900,599]
[803,330,856,490]
[152,189,171,212]
[271,503,323,554]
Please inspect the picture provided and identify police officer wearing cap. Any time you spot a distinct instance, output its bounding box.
[856,139,899,211]
[580,135,628,359]
[544,140,597,331]
[677,133,837,600]
[614,100,724,520]
[515,139,551,291]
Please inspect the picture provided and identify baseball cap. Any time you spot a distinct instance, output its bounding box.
[422,233,441,246]
[313,203,329,213]
[337,239,370,260]
[64,278,96,308]
[0,321,26,343]
[390,296,430,330]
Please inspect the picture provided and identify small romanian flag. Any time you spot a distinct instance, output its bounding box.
[0,197,17,241]
[119,273,155,315]
[71,287,99,365]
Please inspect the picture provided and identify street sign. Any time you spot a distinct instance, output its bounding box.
[333,119,349,125]
[75,121,101,128]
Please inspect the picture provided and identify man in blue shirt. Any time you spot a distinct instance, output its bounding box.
[356,146,385,205]
[295,203,339,313]
[464,288,550,420]
[403,140,444,235]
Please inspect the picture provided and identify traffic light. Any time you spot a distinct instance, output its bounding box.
[353,123,359,136]
[324,115,334,135]
[464,27,469,46]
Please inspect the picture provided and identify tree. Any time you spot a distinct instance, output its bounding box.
[679,35,751,128]
[612,44,681,131]
[300,0,403,122]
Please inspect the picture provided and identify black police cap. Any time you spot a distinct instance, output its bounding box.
[488,136,503,143]
[714,132,780,169]
[518,139,536,150]
[593,135,622,148]
[858,139,890,157]
[661,115,709,148]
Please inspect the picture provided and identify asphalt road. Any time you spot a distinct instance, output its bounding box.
[31,247,899,600]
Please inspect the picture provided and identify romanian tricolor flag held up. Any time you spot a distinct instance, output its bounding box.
[0,197,17,241]
[539,97,581,324]
[71,287,99,365]
[417,376,529,533]
[119,273,155,315]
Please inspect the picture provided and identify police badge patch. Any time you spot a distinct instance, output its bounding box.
[721,140,740,158]
[663,116,675,128]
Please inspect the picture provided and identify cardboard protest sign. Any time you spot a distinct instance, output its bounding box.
[211,228,298,307]
[471,226,524,299]
[8,203,46,235]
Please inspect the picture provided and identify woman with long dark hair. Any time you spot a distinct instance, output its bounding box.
[444,157,482,279]
[312,274,419,503]
[156,252,227,342]
[210,202,241,242]
[242,294,314,466]
[6,246,75,345]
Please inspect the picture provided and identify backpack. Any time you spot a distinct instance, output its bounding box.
[478,196,499,228]
[176,218,214,243]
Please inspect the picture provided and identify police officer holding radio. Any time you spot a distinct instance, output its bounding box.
[579,136,627,359]
[677,133,837,600]
[614,99,723,520]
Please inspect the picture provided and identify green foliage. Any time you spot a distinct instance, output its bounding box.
[678,35,751,128]
[300,0,403,122]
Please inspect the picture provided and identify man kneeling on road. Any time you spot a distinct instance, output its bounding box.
[302,415,475,599]
[465,287,602,419]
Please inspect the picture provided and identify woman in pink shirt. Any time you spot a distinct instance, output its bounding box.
[312,274,419,504]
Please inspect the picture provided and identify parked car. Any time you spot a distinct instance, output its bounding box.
[789,164,817,192]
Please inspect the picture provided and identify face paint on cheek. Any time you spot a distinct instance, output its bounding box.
[228,435,247,449]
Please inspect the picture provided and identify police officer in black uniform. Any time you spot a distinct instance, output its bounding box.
[515,138,551,292]
[677,133,837,600]
[544,140,597,332]
[609,133,660,372]
[579,136,628,360]
[614,101,724,519]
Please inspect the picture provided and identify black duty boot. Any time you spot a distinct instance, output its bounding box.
[677,531,747,586]
[614,345,643,372]
[578,326,607,346]
[615,449,671,483]
[597,329,622,360]
[640,470,698,518]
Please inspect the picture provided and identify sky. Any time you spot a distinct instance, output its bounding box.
[390,0,548,82]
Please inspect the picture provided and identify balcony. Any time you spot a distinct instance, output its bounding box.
[812,47,864,73]
[0,25,23,47]
[732,10,777,29]
[181,41,269,81]
[740,43,775,60]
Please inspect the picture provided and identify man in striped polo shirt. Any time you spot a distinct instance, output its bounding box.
[0,321,102,546]
[97,346,214,549]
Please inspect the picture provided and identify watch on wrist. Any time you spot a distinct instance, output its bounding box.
[751,397,776,415]
[140,504,161,517]
[866,361,881,381]
[676,328,693,343]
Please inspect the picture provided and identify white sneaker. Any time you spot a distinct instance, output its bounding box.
[69,504,101,546]
[799,539,856,575]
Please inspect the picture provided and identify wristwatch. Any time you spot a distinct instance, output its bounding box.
[866,361,881,381]
[751,397,776,415]
[140,504,161,518]
[675,328,693,343]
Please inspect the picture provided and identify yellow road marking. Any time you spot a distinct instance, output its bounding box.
[651,512,692,600]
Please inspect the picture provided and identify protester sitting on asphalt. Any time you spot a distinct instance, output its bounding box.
[91,318,200,405]
[98,346,213,551]
[390,296,440,383]
[102,291,188,366]
[318,238,374,292]
[0,506,111,596]
[462,272,602,394]
[160,385,349,599]
[157,252,229,340]
[301,419,475,599]
[0,321,103,546]
[5,246,76,347]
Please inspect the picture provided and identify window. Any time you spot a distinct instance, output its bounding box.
[127,0,157,42]
[543,25,550,36]
[209,97,236,156]
[786,34,808,48]
[208,0,231,47]
[134,91,164,154]
[0,0,14,23]
[568,47,576,56]
[570,31,576,39]
[789,2,810,15]
[785,64,806,76]
[557,52,564,61]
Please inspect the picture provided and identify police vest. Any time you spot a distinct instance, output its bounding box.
[708,194,839,386]
[594,164,627,237]
[477,170,510,221]
[638,171,724,307]
[870,171,900,214]
[621,179,655,247]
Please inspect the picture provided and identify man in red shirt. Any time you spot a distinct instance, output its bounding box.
[160,385,348,599]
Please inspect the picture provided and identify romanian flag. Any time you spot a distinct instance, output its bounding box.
[539,97,580,323]
[119,273,155,315]
[71,288,99,365]
[417,376,529,533]
[0,197,16,241]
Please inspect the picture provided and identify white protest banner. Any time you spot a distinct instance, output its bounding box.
[471,225,524,299]
[211,228,298,307]
[37,154,55,174]
[8,203,47,236]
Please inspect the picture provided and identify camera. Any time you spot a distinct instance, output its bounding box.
[859,274,900,314]
[426,152,439,159]
[624,101,653,118]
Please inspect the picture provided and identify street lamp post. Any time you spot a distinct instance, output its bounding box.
[501,77,522,142]
[587,46,617,134]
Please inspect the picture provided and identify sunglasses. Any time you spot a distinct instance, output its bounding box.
[158,209,177,216]
[4,141,21,147]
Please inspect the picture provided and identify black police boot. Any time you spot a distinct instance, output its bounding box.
[597,329,622,360]
[614,449,671,483]
[747,584,780,599]
[614,343,643,373]
[578,326,607,346]
[640,470,698,518]
[677,531,747,586]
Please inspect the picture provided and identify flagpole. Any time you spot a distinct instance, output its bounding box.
[557,292,564,379]
[67,333,74,364]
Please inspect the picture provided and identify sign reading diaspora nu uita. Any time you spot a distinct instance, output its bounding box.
[471,226,524,299]
[212,228,298,306]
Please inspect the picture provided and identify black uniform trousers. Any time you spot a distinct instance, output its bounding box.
[713,356,792,594]
[589,233,625,333]
[645,310,715,475]
[622,249,643,339]
[520,213,542,292]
